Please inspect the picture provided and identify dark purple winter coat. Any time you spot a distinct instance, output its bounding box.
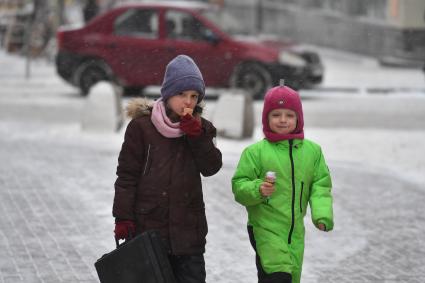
[113,99,222,255]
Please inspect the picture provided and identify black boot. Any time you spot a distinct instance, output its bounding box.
[248,226,292,283]
[259,272,292,283]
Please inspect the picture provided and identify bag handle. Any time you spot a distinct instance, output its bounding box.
[115,229,134,248]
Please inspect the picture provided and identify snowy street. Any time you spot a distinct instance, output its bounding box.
[1,48,425,283]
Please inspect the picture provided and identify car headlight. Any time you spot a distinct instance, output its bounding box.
[278,51,306,68]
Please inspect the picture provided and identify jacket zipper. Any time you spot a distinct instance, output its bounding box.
[300,181,304,213]
[143,144,151,175]
[288,140,295,245]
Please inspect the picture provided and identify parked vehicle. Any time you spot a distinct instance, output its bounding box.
[55,1,323,98]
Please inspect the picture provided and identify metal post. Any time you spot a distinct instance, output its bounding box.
[25,0,38,79]
[256,0,263,34]
[58,0,65,25]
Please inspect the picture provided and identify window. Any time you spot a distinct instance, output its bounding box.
[278,0,297,4]
[300,0,324,9]
[165,10,213,41]
[347,0,368,16]
[114,9,158,38]
[325,0,346,14]
[201,8,246,35]
[347,0,387,19]
[368,0,387,20]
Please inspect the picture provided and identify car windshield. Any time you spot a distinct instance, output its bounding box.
[200,7,249,35]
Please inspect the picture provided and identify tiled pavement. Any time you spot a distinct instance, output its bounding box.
[305,163,425,283]
[0,126,117,282]
[1,50,425,283]
[2,121,425,282]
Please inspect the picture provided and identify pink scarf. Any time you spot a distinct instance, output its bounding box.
[151,99,183,138]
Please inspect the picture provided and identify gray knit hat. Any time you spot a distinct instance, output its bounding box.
[160,55,205,102]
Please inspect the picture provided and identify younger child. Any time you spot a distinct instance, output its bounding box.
[232,85,334,283]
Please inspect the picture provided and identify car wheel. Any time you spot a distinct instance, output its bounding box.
[75,61,109,96]
[231,63,272,99]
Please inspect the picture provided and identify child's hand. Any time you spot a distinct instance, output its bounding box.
[317,223,326,231]
[180,114,202,137]
[259,181,275,197]
[114,220,136,240]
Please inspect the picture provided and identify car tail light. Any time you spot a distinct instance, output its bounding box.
[56,30,64,49]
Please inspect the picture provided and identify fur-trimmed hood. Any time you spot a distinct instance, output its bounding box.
[125,97,205,120]
[126,98,154,119]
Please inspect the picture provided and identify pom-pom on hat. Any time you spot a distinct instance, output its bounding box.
[160,55,205,102]
[262,85,304,142]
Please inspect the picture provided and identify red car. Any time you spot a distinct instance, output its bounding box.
[56,1,323,98]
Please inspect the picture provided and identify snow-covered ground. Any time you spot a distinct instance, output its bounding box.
[1,48,425,282]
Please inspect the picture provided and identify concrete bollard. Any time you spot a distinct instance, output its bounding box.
[211,89,254,139]
[81,81,124,133]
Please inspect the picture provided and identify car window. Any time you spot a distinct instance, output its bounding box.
[114,8,158,38]
[201,8,248,35]
[165,10,213,41]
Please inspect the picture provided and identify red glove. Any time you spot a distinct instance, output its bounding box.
[180,114,202,137]
[114,220,136,240]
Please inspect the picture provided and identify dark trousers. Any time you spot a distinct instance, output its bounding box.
[248,226,292,283]
[168,254,206,283]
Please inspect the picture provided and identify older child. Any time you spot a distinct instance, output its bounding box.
[232,85,334,283]
[113,55,222,283]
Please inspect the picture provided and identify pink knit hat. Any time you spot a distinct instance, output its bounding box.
[262,85,304,142]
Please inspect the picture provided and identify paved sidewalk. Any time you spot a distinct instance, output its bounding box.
[0,124,117,282]
[2,123,425,283]
[1,49,425,282]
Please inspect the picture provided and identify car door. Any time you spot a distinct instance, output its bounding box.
[163,9,235,87]
[106,7,168,86]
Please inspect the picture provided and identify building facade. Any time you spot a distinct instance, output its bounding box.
[226,0,425,66]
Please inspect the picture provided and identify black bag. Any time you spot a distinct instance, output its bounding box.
[95,230,176,283]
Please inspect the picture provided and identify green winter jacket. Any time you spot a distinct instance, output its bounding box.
[232,138,333,283]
